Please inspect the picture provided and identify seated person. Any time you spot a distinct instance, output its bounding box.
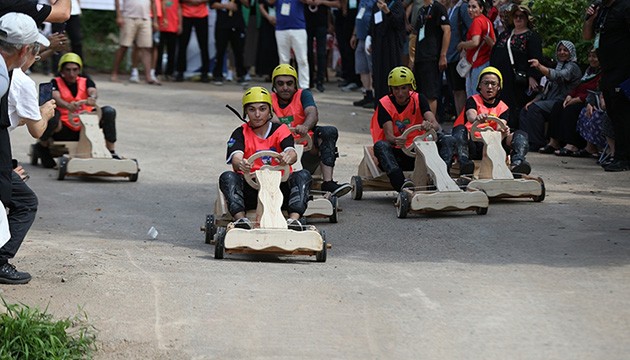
[452,66,531,174]
[371,66,456,192]
[519,40,582,151]
[577,92,615,167]
[35,52,119,168]
[219,86,312,231]
[270,64,351,197]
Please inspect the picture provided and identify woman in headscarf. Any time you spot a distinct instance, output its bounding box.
[518,40,582,151]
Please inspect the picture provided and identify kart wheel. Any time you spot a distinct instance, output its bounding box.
[329,196,338,223]
[129,159,139,182]
[396,191,409,219]
[204,214,216,244]
[316,230,327,262]
[476,207,488,215]
[214,227,226,259]
[57,155,68,180]
[533,178,545,202]
[30,144,38,166]
[351,176,363,200]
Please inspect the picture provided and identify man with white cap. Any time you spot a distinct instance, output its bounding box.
[0,12,50,284]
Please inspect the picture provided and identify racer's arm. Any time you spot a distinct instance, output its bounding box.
[226,127,249,172]
[294,89,318,135]
[464,97,479,123]
[418,93,441,132]
[86,86,97,106]
[279,129,297,165]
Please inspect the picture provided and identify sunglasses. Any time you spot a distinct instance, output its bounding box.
[513,13,527,19]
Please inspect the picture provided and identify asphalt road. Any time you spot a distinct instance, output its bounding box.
[2,73,629,359]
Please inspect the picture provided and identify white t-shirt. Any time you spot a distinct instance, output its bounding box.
[8,69,41,131]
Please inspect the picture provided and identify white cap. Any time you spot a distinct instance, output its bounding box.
[0,12,50,48]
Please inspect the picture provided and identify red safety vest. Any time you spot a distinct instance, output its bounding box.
[241,122,293,174]
[271,89,314,143]
[454,94,508,132]
[370,92,425,148]
[55,76,94,131]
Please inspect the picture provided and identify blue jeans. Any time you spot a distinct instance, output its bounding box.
[466,61,489,98]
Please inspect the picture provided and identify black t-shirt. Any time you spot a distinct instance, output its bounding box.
[212,0,246,29]
[377,92,431,128]
[0,1,52,26]
[305,4,329,27]
[51,76,96,97]
[465,97,509,122]
[594,0,630,87]
[413,1,449,62]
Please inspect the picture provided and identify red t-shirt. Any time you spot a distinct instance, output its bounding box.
[466,15,495,68]
[182,3,208,18]
[160,0,180,32]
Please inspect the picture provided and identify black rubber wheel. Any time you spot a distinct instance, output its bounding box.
[214,227,226,259]
[316,230,327,262]
[57,156,68,180]
[396,191,410,219]
[204,214,216,244]
[476,207,488,215]
[30,144,38,166]
[533,178,546,202]
[351,176,363,200]
[329,196,338,223]
[129,159,139,182]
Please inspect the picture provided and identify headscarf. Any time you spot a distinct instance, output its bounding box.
[556,40,577,63]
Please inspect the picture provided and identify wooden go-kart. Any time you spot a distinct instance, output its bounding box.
[30,105,139,181]
[202,151,329,262]
[461,117,545,202]
[392,129,489,217]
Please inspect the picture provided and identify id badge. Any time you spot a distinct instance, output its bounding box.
[374,11,383,24]
[349,0,357,9]
[281,2,291,16]
[594,33,600,49]
[356,7,365,19]
[269,7,276,17]
[418,26,425,42]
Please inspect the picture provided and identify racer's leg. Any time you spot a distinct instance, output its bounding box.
[284,169,312,219]
[313,126,351,196]
[451,124,475,175]
[373,140,407,191]
[219,171,248,219]
[508,130,531,174]
[100,106,117,153]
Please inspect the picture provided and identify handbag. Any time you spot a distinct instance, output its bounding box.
[507,31,528,86]
[457,20,490,78]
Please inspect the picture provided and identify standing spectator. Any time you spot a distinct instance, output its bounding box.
[51,0,83,72]
[256,0,280,81]
[489,4,542,129]
[305,0,340,92]
[211,0,250,85]
[456,0,495,97]
[111,0,159,84]
[157,0,182,80]
[272,0,310,89]
[0,12,50,285]
[583,0,630,172]
[367,0,406,103]
[176,0,210,83]
[350,0,376,107]
[445,0,471,115]
[412,0,450,115]
[521,40,582,152]
[403,0,421,68]
[335,1,361,90]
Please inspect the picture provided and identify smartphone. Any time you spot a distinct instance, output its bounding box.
[39,82,53,106]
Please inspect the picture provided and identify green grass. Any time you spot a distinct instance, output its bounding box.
[0,297,97,359]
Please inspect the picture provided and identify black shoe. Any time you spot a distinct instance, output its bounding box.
[287,218,304,231]
[353,97,369,106]
[321,181,352,197]
[0,262,32,284]
[510,160,531,175]
[316,83,325,92]
[362,101,375,109]
[175,73,184,82]
[200,74,210,83]
[603,159,630,172]
[233,218,253,230]
[459,160,475,176]
[109,151,122,160]
[35,143,56,168]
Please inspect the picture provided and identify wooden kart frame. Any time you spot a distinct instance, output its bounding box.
[462,117,545,202]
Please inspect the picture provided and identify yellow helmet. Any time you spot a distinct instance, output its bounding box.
[242,86,272,108]
[272,64,298,84]
[58,52,83,72]
[388,66,416,90]
[477,66,503,89]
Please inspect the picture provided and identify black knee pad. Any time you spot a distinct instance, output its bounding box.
[315,126,338,167]
[451,124,469,144]
[100,106,117,143]
[287,170,312,216]
[510,130,529,161]
[219,171,246,216]
[437,134,456,165]
[373,140,400,174]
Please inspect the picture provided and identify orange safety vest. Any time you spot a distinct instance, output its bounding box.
[241,122,293,174]
[55,76,94,131]
[370,92,425,148]
[271,89,314,143]
[454,94,509,132]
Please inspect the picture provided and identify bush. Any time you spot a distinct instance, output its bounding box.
[531,0,592,65]
[81,10,118,73]
[0,298,97,359]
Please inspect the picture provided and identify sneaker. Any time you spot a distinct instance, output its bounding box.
[35,143,56,168]
[213,79,224,86]
[341,82,359,92]
[510,160,531,175]
[200,74,210,83]
[244,73,252,81]
[109,150,122,160]
[316,83,325,92]
[238,77,249,86]
[603,159,630,172]
[287,218,303,231]
[401,179,415,191]
[321,181,352,197]
[0,262,32,284]
[129,68,140,83]
[362,101,375,109]
[353,96,370,106]
[225,70,234,82]
[233,218,253,230]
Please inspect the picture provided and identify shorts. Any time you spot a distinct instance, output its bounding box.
[119,17,153,48]
[354,40,372,74]
[414,60,441,100]
[446,61,466,91]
